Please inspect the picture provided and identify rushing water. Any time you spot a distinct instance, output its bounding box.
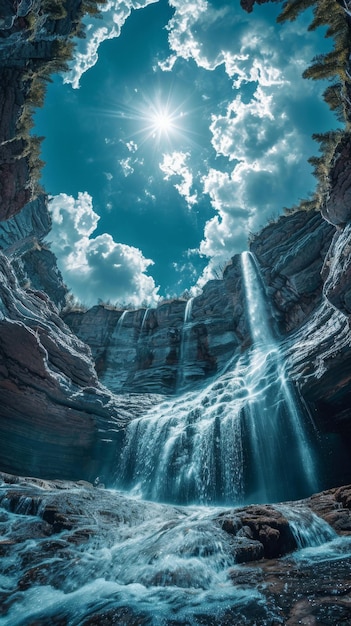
[114,252,319,504]
[1,251,349,624]
[1,484,351,626]
[176,297,195,391]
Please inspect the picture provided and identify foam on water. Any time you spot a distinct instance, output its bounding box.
[0,498,264,625]
[276,504,337,548]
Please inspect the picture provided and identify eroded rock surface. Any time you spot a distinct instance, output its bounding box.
[250,210,335,333]
[0,252,158,481]
[64,257,248,394]
[322,136,351,226]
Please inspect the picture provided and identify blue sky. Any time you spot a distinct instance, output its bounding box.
[34,0,339,307]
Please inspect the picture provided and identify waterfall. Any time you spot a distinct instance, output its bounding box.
[176,297,194,391]
[114,253,319,505]
[276,505,336,549]
[239,252,319,502]
[140,308,149,333]
[116,310,127,337]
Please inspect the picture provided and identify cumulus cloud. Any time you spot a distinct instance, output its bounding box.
[57,0,337,298]
[49,193,159,307]
[159,151,197,207]
[158,0,333,289]
[64,0,159,88]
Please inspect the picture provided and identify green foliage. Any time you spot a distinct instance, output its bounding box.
[276,0,316,24]
[277,0,351,215]
[323,82,346,122]
[42,0,67,20]
[278,1,351,84]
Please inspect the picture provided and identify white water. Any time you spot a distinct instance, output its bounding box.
[0,488,264,626]
[276,504,336,548]
[114,252,319,504]
[176,297,195,391]
[140,307,149,333]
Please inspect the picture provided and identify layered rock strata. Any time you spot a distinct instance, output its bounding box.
[1,0,351,489]
[0,252,163,481]
[64,258,248,394]
[64,210,336,396]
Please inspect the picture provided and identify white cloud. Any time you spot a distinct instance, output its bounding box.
[199,167,250,257]
[159,0,333,292]
[49,193,159,307]
[159,151,197,207]
[64,0,160,88]
[119,157,135,177]
[126,140,138,152]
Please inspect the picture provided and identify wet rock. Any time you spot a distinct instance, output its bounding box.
[217,505,297,560]
[0,476,350,626]
[230,537,265,563]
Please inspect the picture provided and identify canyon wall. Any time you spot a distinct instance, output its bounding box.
[1,0,351,483]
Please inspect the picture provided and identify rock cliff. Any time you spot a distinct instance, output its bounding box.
[1,0,351,488]
[63,260,247,394]
[0,0,167,482]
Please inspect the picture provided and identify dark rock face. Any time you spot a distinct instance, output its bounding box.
[0,195,51,255]
[0,252,136,481]
[64,258,247,394]
[322,136,351,226]
[16,246,68,309]
[250,210,335,333]
[322,223,351,315]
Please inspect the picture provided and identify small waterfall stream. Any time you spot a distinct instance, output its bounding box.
[176,297,194,391]
[114,252,319,504]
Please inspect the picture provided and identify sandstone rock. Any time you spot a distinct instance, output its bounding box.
[16,246,68,309]
[322,223,351,315]
[0,194,50,255]
[217,504,297,559]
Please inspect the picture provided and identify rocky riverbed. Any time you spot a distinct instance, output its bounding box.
[1,473,351,625]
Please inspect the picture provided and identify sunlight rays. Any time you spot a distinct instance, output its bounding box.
[99,86,203,152]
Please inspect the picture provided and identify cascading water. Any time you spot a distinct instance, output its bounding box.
[114,251,320,505]
[176,297,194,391]
[239,252,319,502]
[0,255,348,625]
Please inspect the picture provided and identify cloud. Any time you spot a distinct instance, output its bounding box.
[64,0,160,88]
[119,157,135,177]
[159,151,197,207]
[49,193,159,307]
[158,1,336,290]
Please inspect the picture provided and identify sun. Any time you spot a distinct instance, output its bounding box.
[109,89,194,148]
[148,106,178,138]
[152,111,174,132]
